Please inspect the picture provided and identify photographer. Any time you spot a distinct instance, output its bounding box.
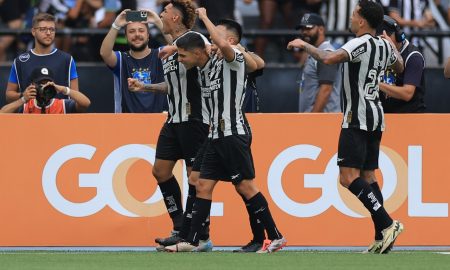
[1,67,90,114]
[378,15,426,113]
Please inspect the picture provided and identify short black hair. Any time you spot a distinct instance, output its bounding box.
[176,32,206,51]
[217,19,242,43]
[358,0,384,29]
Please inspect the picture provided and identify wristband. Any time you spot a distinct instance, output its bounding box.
[21,96,26,103]
[112,22,121,30]
[65,87,71,95]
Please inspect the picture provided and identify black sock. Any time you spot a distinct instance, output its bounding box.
[348,178,392,231]
[187,197,211,245]
[248,192,282,241]
[242,195,265,243]
[199,215,210,241]
[370,182,384,240]
[179,184,196,239]
[158,176,183,231]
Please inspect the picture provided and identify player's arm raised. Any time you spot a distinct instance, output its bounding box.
[100,9,129,67]
[287,38,349,65]
[196,8,235,62]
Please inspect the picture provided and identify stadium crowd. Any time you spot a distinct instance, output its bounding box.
[0,0,450,63]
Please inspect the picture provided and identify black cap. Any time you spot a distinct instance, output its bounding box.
[30,67,54,84]
[295,13,325,30]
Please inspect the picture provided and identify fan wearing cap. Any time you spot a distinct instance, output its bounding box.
[377,15,426,113]
[0,67,90,114]
[295,13,341,113]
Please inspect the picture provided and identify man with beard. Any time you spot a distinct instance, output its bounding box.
[5,13,79,104]
[100,9,169,113]
[296,13,341,113]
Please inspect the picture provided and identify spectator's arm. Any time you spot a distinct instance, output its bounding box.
[100,10,129,67]
[0,97,26,113]
[312,84,333,112]
[445,57,450,78]
[5,82,20,103]
[379,83,415,101]
[67,0,84,20]
[49,82,91,112]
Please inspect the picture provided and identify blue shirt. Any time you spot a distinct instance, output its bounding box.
[9,48,78,99]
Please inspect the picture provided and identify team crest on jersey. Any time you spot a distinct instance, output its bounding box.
[351,44,366,59]
[236,53,244,63]
[132,68,151,84]
[19,53,30,62]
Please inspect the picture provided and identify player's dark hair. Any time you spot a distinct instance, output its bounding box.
[176,32,206,51]
[32,13,55,27]
[357,0,384,29]
[217,19,242,43]
[170,0,196,30]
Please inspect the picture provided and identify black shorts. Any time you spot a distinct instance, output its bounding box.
[155,121,209,167]
[199,135,255,185]
[337,128,382,170]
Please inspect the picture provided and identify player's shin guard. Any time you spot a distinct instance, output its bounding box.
[179,184,196,239]
[242,195,265,243]
[370,182,384,240]
[187,197,212,245]
[349,178,392,230]
[248,192,282,240]
[158,176,183,231]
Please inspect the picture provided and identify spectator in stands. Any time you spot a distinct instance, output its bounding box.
[0,0,30,61]
[387,0,435,34]
[444,57,450,78]
[100,9,169,113]
[248,0,295,58]
[196,0,236,27]
[378,16,426,113]
[5,13,79,104]
[1,66,90,113]
[295,13,340,113]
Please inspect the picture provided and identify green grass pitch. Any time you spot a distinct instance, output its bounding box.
[1,251,449,270]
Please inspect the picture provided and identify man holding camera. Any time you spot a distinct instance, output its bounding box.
[1,67,90,114]
[378,15,426,113]
[5,13,79,104]
[100,9,170,113]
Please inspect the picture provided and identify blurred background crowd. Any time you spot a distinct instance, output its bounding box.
[0,0,449,65]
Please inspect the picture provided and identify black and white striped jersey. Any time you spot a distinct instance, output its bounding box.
[340,34,398,131]
[162,31,209,124]
[198,48,250,139]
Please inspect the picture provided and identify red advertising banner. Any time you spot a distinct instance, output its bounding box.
[0,114,448,246]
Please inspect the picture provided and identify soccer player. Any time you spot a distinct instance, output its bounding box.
[149,0,212,251]
[164,8,287,253]
[100,9,169,113]
[5,13,79,104]
[287,0,404,254]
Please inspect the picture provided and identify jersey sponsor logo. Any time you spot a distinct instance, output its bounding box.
[210,78,221,91]
[163,59,178,74]
[351,44,366,59]
[19,53,30,62]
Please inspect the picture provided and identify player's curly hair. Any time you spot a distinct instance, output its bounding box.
[171,0,196,30]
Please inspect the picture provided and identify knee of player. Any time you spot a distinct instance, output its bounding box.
[235,180,259,199]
